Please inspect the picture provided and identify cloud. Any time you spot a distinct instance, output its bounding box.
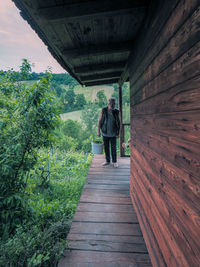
[0,0,65,73]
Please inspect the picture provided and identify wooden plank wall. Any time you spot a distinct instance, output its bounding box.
[128,0,200,266]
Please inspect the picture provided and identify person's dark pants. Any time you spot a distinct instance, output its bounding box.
[103,136,117,163]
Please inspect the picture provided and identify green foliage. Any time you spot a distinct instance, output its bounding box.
[61,119,81,139]
[81,103,100,139]
[0,220,70,267]
[55,119,90,152]
[96,90,107,107]
[58,136,78,151]
[0,59,60,236]
[64,88,75,110]
[74,93,86,109]
[92,136,103,144]
[50,81,64,97]
[61,88,87,113]
[0,147,92,267]
[82,138,92,153]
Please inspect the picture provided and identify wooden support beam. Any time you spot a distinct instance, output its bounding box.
[38,0,150,21]
[80,72,122,82]
[85,79,118,87]
[63,41,132,58]
[74,62,126,74]
[119,64,129,87]
[118,85,125,157]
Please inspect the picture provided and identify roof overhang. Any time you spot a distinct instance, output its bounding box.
[13,0,151,86]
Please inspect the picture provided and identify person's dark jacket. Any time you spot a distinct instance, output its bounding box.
[100,107,120,136]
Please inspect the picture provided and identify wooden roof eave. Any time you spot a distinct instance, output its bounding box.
[13,0,151,86]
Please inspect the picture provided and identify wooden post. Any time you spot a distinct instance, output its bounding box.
[118,84,125,157]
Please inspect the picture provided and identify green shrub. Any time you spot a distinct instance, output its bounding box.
[82,138,92,153]
[0,220,70,267]
[0,151,92,267]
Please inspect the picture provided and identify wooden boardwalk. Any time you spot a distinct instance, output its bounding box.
[59,155,152,267]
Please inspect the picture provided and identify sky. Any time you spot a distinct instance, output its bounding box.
[0,0,65,73]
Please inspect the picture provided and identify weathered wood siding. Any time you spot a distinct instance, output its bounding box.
[129,0,200,266]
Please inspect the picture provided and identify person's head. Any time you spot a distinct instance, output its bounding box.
[108,97,116,109]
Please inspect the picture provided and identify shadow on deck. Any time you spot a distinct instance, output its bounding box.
[59,155,152,266]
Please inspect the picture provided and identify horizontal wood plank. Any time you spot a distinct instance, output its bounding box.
[130,185,167,267]
[86,179,130,185]
[131,137,200,209]
[80,195,131,204]
[130,0,200,94]
[58,155,151,266]
[81,189,130,197]
[73,211,137,223]
[132,126,200,179]
[130,159,200,266]
[132,76,200,115]
[131,110,200,144]
[77,203,134,213]
[68,240,147,253]
[59,251,152,266]
[70,222,142,236]
[84,183,129,190]
[67,233,145,244]
[131,41,200,104]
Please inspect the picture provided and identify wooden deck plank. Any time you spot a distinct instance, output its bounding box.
[67,233,145,244]
[81,189,130,197]
[70,222,142,236]
[59,251,152,267]
[86,179,130,185]
[68,240,148,253]
[77,203,134,213]
[87,174,130,180]
[84,184,129,190]
[73,211,138,223]
[80,195,131,204]
[58,155,152,266]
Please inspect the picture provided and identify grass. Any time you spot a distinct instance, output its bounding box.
[60,110,83,122]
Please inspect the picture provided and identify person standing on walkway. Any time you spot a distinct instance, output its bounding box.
[97,97,121,168]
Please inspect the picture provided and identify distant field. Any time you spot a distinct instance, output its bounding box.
[18,80,38,86]
[74,85,114,102]
[61,110,83,122]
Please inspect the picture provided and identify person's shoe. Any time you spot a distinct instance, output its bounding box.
[102,162,110,166]
[113,162,119,168]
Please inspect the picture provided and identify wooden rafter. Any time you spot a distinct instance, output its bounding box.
[80,72,122,82]
[74,62,126,74]
[62,41,133,58]
[38,0,149,21]
[85,78,119,86]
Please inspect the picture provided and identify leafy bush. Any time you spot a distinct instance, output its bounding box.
[0,150,92,267]
[0,60,93,267]
[82,138,92,153]
[81,103,100,139]
[0,60,60,236]
[0,220,70,267]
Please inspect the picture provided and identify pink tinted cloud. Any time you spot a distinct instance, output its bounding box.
[0,0,65,73]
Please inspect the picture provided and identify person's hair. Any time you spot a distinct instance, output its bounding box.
[108,97,116,103]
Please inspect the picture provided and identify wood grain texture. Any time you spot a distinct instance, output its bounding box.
[129,1,200,266]
[58,155,151,266]
[130,0,200,95]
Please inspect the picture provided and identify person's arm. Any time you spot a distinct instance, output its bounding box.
[97,111,102,137]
